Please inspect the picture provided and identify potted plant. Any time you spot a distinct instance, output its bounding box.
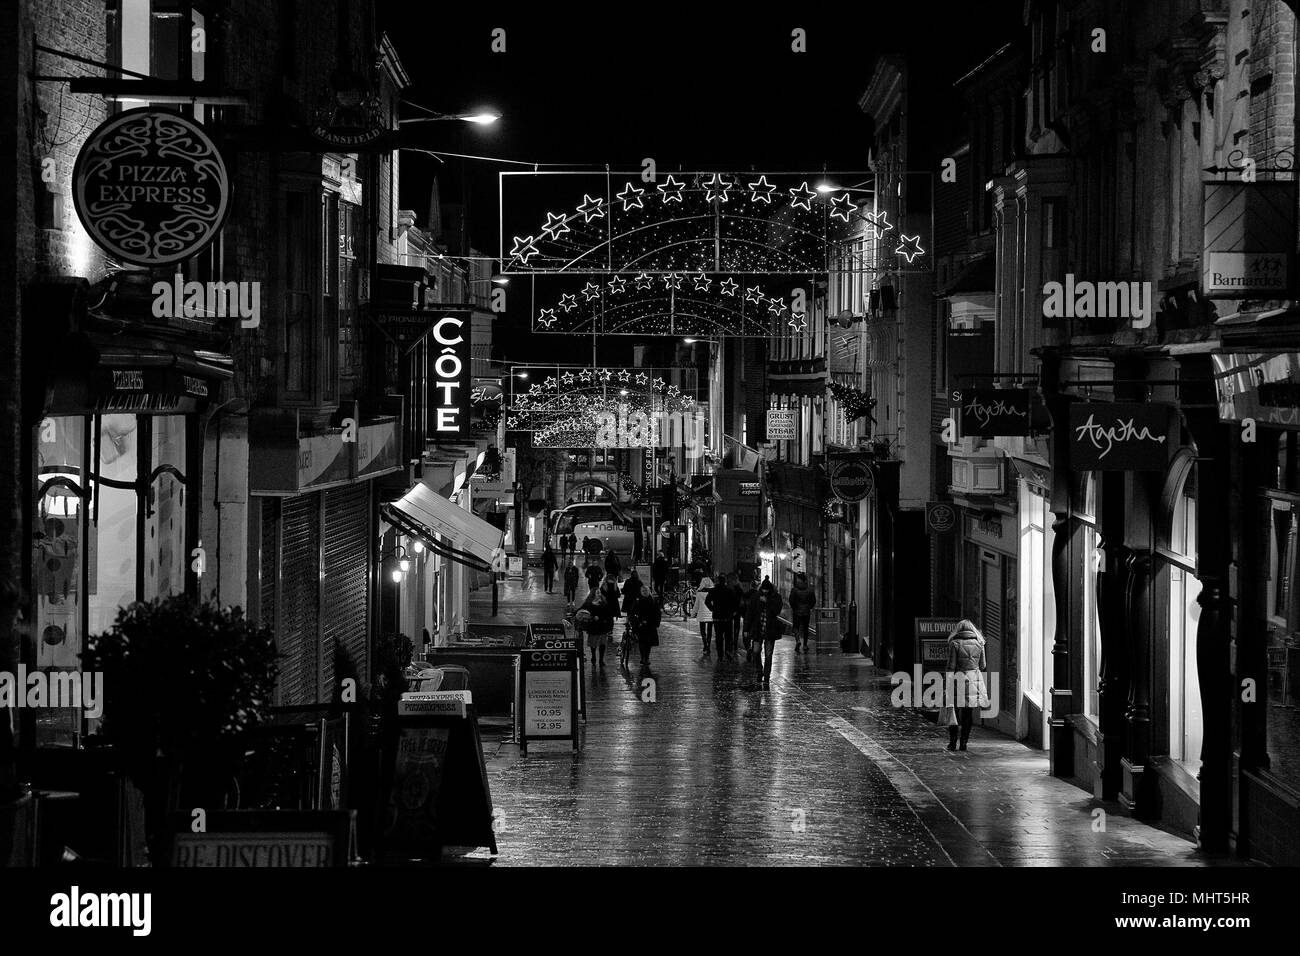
[82,594,278,862]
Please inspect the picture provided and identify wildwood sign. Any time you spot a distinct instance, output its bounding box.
[1068,402,1172,471]
[955,388,1030,437]
[73,109,230,266]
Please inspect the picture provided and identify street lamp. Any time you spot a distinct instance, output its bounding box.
[398,108,501,126]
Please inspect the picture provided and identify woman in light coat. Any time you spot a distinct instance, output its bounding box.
[695,575,716,656]
[945,619,988,751]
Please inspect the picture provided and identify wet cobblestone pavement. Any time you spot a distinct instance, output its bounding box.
[465,575,1241,866]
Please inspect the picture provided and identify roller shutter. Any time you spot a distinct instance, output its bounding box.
[279,493,321,704]
[322,483,371,692]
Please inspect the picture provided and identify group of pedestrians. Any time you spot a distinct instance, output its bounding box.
[557,546,662,668]
[687,571,819,686]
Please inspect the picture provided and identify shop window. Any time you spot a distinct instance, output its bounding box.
[29,414,191,748]
[1168,469,1202,772]
[284,191,313,397]
[1019,483,1050,706]
[1078,473,1101,721]
[1262,493,1300,793]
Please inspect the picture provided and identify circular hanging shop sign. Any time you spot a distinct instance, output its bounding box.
[830,459,875,502]
[72,108,230,266]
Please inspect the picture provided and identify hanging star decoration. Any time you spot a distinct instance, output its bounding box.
[662,272,683,290]
[702,173,732,203]
[576,194,606,222]
[509,235,539,264]
[617,369,631,383]
[788,312,808,332]
[895,234,925,263]
[667,385,680,398]
[581,281,602,302]
[747,175,776,204]
[692,271,712,292]
[764,296,784,315]
[744,285,765,305]
[598,368,614,382]
[558,293,577,313]
[653,377,666,390]
[719,277,739,297]
[560,371,575,386]
[616,182,645,211]
[607,275,627,294]
[541,212,571,241]
[578,369,593,383]
[829,193,856,222]
[789,181,817,210]
[537,308,558,329]
[865,209,893,237]
[657,175,685,203]
[634,272,654,291]
[636,372,649,385]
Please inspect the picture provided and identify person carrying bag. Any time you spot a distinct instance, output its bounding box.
[944,618,989,751]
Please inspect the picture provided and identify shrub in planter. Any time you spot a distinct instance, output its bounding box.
[82,595,278,858]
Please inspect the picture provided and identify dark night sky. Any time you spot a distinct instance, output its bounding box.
[376,3,1025,363]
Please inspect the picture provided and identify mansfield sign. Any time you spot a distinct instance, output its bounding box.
[73,109,231,266]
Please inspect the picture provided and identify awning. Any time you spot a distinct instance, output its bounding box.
[381,481,504,572]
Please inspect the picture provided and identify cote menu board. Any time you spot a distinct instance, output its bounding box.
[518,648,580,754]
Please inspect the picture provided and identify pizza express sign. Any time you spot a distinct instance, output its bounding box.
[73,109,230,267]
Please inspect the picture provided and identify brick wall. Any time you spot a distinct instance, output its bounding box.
[1250,0,1297,162]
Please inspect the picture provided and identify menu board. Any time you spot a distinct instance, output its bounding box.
[517,649,580,753]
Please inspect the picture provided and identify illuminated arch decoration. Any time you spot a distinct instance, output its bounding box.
[498,169,932,277]
[504,366,700,448]
[522,272,813,336]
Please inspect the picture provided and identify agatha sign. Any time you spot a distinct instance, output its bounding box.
[1068,403,1172,471]
[955,389,1030,437]
[73,109,230,266]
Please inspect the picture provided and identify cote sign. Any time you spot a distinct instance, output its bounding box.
[73,109,230,266]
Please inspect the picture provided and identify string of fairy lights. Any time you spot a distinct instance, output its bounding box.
[505,367,700,446]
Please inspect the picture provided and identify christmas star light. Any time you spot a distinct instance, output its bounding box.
[747,175,777,204]
[865,210,893,236]
[560,371,575,386]
[510,235,539,264]
[702,173,732,203]
[581,281,602,302]
[634,272,654,291]
[541,212,571,241]
[663,272,683,290]
[598,368,613,382]
[692,271,712,292]
[789,181,817,210]
[653,377,666,390]
[744,285,765,305]
[636,372,649,385]
[719,277,739,296]
[895,234,925,263]
[829,193,856,222]
[657,175,685,203]
[607,275,627,294]
[578,369,593,383]
[617,369,631,383]
[765,296,786,315]
[558,293,577,313]
[529,383,542,394]
[667,385,680,398]
[788,313,808,332]
[537,308,558,328]
[616,182,645,211]
[576,194,606,222]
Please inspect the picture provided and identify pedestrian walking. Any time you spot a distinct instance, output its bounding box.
[942,618,989,751]
[604,548,621,580]
[601,573,623,618]
[621,570,643,617]
[737,575,755,656]
[651,550,668,598]
[563,560,580,604]
[743,578,785,685]
[788,572,816,652]
[695,575,716,655]
[705,572,740,660]
[542,544,558,593]
[630,589,662,666]
[585,560,604,594]
[581,588,615,666]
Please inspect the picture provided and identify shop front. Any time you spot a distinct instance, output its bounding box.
[21,282,232,748]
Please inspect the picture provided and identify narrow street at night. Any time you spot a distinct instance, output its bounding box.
[0,0,1288,942]
[469,577,1216,867]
